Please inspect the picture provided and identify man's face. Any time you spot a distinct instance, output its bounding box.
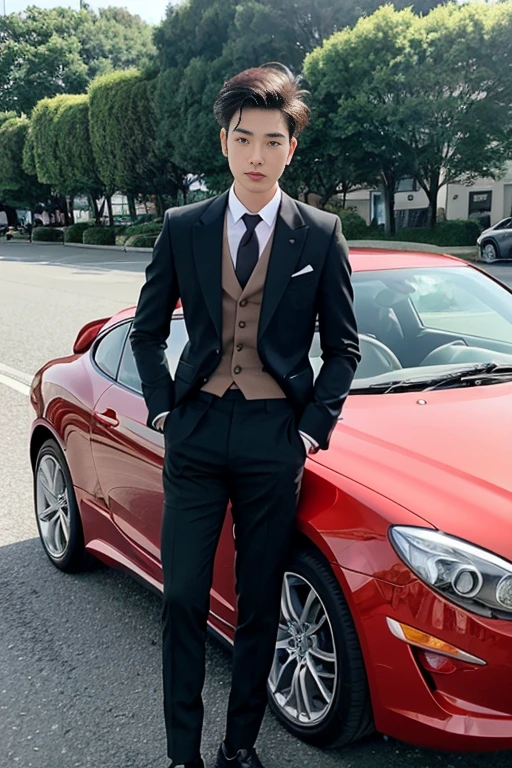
[220,107,297,196]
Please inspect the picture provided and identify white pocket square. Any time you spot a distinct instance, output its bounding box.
[291,265,314,278]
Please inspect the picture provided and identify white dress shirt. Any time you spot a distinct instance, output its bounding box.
[153,184,318,453]
[227,183,281,266]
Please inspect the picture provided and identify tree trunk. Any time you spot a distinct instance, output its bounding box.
[68,195,75,226]
[88,193,100,225]
[127,193,137,221]
[381,179,396,237]
[156,193,166,217]
[427,172,440,228]
[106,194,114,227]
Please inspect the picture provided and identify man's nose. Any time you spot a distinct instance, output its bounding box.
[249,148,264,166]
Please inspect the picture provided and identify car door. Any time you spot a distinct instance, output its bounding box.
[90,320,166,567]
[89,316,238,622]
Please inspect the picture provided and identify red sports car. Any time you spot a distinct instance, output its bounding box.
[29,249,512,753]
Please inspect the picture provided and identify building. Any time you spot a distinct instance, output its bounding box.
[341,161,512,229]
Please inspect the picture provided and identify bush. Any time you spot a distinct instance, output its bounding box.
[32,227,63,242]
[116,221,162,246]
[338,209,371,240]
[394,219,481,246]
[126,233,159,248]
[83,226,116,246]
[64,222,91,243]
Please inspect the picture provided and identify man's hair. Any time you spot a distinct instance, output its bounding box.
[213,63,310,139]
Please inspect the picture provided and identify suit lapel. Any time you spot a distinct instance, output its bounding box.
[258,192,309,338]
[192,191,229,339]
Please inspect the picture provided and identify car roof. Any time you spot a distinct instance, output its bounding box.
[103,248,468,329]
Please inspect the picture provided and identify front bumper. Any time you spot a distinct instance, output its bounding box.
[335,564,512,752]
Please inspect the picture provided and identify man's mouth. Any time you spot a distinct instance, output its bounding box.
[246,172,265,179]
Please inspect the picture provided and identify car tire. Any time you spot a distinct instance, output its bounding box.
[480,240,499,263]
[33,438,92,572]
[267,548,374,748]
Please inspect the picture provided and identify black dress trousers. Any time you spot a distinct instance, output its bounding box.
[160,389,306,764]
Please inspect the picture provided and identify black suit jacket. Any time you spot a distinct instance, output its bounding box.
[130,190,360,450]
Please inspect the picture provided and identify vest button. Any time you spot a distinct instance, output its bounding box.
[234,366,242,374]
[238,321,246,328]
[239,299,248,307]
[236,343,243,351]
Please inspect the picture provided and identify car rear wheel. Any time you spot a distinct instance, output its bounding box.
[481,241,499,263]
[34,439,91,572]
[267,548,374,747]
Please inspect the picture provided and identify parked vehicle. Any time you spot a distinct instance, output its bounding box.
[29,249,512,752]
[477,217,512,262]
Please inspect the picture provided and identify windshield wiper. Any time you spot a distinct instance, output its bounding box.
[357,363,512,394]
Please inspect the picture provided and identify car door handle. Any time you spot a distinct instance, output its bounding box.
[93,408,120,428]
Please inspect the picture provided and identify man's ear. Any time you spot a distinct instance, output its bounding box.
[220,127,228,158]
[286,136,298,166]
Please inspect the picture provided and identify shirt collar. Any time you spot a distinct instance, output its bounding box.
[228,183,281,228]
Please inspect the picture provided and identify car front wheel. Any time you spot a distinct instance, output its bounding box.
[481,241,499,263]
[267,548,374,747]
[34,438,90,572]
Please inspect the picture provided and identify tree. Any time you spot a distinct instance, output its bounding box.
[405,1,512,226]
[304,7,418,233]
[154,0,450,193]
[304,2,512,232]
[89,70,174,219]
[0,6,156,116]
[0,116,51,210]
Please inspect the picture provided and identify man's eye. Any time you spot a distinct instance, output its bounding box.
[269,141,281,147]
[236,138,248,144]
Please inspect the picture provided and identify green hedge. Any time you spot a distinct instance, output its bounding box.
[126,233,159,248]
[116,221,162,246]
[32,227,63,242]
[393,219,481,246]
[64,222,92,243]
[342,216,481,246]
[338,209,371,240]
[83,226,116,246]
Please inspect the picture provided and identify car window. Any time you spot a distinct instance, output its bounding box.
[118,326,143,393]
[117,317,189,394]
[93,322,129,380]
[408,270,512,342]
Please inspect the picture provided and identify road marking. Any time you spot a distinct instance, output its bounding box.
[0,362,32,396]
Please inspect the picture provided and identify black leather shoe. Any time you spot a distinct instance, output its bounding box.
[169,758,204,768]
[216,742,264,768]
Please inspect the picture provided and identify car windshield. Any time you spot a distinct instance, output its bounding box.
[310,265,512,392]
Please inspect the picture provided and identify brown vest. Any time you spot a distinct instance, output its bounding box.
[201,216,286,399]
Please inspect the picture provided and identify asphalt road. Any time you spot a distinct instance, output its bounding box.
[1,240,512,768]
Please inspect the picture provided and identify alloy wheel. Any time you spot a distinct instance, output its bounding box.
[268,571,337,726]
[481,242,498,263]
[36,454,71,558]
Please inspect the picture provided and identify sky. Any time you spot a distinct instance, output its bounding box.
[2,0,178,26]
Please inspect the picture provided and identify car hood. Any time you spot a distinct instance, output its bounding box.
[314,382,512,561]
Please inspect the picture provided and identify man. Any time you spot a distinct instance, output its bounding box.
[130,64,360,768]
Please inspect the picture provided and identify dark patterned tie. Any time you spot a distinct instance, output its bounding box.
[235,213,262,289]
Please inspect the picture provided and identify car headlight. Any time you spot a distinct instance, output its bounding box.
[389,526,512,620]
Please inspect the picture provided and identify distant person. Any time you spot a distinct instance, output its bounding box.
[131,64,360,768]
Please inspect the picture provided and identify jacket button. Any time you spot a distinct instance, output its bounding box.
[203,377,208,382]
[236,343,243,351]
[234,366,242,374]
[239,299,248,307]
[215,348,220,354]
[238,321,246,328]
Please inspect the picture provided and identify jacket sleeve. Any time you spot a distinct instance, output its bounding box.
[298,217,361,450]
[130,210,180,428]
